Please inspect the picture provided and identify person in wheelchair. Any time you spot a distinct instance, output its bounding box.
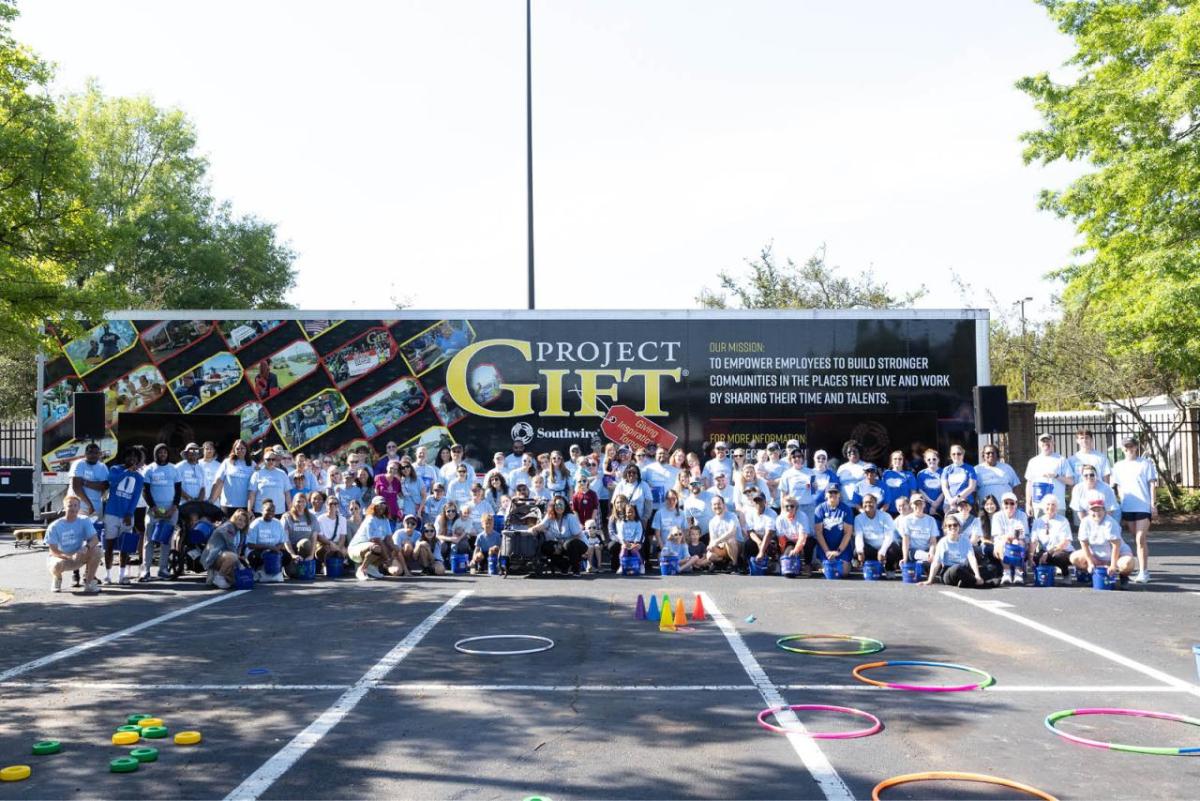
[499,494,545,575]
[527,496,587,575]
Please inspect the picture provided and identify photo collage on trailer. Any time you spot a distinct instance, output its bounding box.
[40,317,486,471]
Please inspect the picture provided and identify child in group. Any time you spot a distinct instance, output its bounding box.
[582,519,605,573]
[471,513,502,574]
[616,505,644,573]
[661,526,699,573]
[685,525,710,571]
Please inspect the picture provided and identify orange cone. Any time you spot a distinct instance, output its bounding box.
[674,599,687,627]
[692,593,706,622]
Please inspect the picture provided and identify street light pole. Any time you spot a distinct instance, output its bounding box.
[1016,296,1033,400]
[525,0,535,310]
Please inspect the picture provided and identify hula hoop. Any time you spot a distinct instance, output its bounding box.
[454,635,555,655]
[756,704,882,739]
[872,771,1058,801]
[1044,708,1200,756]
[853,660,994,692]
[776,634,885,656]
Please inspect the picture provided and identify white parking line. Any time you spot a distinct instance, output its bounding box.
[223,589,472,801]
[0,590,249,683]
[943,590,1200,699]
[701,591,855,801]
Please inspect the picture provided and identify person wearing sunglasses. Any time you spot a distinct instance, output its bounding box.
[813,485,855,572]
[780,448,817,530]
[435,501,472,564]
[1068,465,1118,526]
[897,492,938,571]
[246,450,289,516]
[777,497,813,575]
[528,496,587,574]
[994,491,1030,584]
[921,514,984,588]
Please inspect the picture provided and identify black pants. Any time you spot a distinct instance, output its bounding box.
[542,538,588,573]
[1036,549,1072,576]
[863,542,902,571]
[941,563,977,588]
[247,550,293,571]
[745,535,779,562]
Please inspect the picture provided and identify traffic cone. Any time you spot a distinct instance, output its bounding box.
[634,594,646,621]
[659,598,676,632]
[662,593,671,615]
[674,598,687,627]
[692,593,706,622]
[646,594,659,622]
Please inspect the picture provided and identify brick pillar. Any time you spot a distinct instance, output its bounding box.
[1005,401,1038,503]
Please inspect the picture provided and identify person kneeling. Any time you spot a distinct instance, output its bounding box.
[615,505,644,573]
[46,494,102,594]
[922,514,984,588]
[348,496,401,580]
[247,500,290,582]
[1070,494,1136,583]
[471,513,502,574]
[662,527,699,572]
[201,509,251,590]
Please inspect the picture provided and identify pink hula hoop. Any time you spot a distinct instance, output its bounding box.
[757,704,883,739]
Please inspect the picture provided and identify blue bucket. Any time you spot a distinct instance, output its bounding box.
[901,560,925,584]
[1074,567,1091,584]
[863,560,883,581]
[748,557,768,576]
[780,555,801,577]
[1002,543,1026,566]
[659,555,679,576]
[234,567,255,590]
[296,558,317,580]
[118,531,140,554]
[262,550,282,576]
[451,553,470,574]
[487,555,499,575]
[1092,568,1116,590]
[821,559,842,580]
[493,514,504,533]
[620,554,642,575]
[150,519,174,544]
[1034,565,1056,587]
[325,556,344,578]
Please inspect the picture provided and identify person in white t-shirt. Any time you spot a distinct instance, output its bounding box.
[1030,495,1073,578]
[702,442,733,487]
[775,497,812,572]
[705,495,742,569]
[994,491,1030,585]
[921,513,984,588]
[780,448,816,528]
[1070,493,1135,580]
[742,492,778,565]
[1024,433,1074,518]
[1068,428,1111,483]
[756,442,787,508]
[1110,438,1158,583]
[974,443,1020,509]
[854,493,899,574]
[1068,465,1119,523]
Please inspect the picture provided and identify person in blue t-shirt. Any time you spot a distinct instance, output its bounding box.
[812,485,855,569]
[940,445,978,507]
[881,450,917,515]
[140,443,181,581]
[46,494,102,593]
[69,442,109,518]
[917,449,945,517]
[102,446,145,585]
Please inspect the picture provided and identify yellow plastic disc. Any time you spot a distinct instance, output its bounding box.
[111,731,140,746]
[136,717,164,728]
[173,730,202,746]
[1,765,31,782]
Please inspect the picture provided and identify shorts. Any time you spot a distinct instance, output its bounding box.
[348,540,378,564]
[1122,511,1151,522]
[102,514,132,540]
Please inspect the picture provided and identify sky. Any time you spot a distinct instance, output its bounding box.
[15,1,1080,320]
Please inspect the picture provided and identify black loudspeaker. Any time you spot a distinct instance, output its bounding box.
[973,385,1009,434]
[73,392,107,441]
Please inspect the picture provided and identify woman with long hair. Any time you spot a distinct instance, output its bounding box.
[209,439,256,515]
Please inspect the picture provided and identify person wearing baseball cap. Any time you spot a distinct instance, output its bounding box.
[682,475,716,536]
[1070,490,1135,582]
[347,495,404,580]
[759,442,787,509]
[1024,433,1073,519]
[813,485,855,572]
[993,491,1030,584]
[702,441,733,487]
[1110,437,1158,583]
[856,464,885,511]
[176,442,207,509]
[897,491,938,571]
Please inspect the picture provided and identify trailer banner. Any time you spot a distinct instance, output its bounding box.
[40,312,985,467]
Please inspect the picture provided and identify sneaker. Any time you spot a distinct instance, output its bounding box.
[1132,570,1150,584]
[138,573,152,583]
[212,574,230,590]
[254,570,265,582]
[885,570,896,580]
[119,575,131,585]
[365,565,384,579]
[356,567,370,581]
[271,572,285,583]
[104,570,114,585]
[1000,571,1012,585]
[51,576,62,592]
[83,580,101,594]
[1016,568,1027,585]
[157,569,171,580]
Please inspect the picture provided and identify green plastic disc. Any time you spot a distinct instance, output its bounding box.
[140,726,168,739]
[31,740,61,756]
[115,725,141,733]
[126,714,151,725]
[109,757,139,773]
[129,747,158,763]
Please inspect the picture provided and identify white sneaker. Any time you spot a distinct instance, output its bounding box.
[365,565,384,579]
[51,576,62,592]
[1016,568,1027,585]
[84,580,101,594]
[356,568,371,581]
[212,574,230,590]
[1000,571,1012,585]
[272,571,285,583]
[1132,570,1150,584]
[104,570,113,585]
[254,570,265,582]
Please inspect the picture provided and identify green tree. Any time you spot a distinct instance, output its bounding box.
[697,243,926,309]
[1018,0,1200,387]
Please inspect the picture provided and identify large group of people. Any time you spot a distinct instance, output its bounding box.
[45,427,1161,592]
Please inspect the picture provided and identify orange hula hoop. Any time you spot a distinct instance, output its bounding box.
[852,661,890,688]
[872,771,1059,801]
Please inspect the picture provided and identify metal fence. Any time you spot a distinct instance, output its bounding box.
[1035,409,1200,490]
[0,418,36,467]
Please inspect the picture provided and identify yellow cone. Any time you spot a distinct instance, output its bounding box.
[659,597,675,632]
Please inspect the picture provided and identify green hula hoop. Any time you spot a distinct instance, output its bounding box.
[776,634,886,656]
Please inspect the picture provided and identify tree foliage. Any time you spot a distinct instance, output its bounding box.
[696,243,927,309]
[1018,0,1200,387]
